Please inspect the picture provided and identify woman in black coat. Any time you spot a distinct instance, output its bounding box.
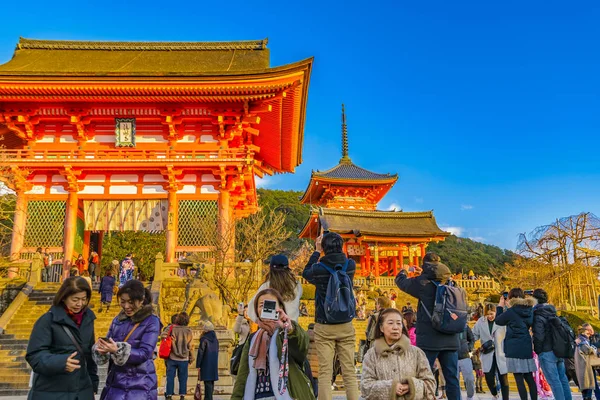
[196,321,219,400]
[26,277,98,400]
[495,288,537,400]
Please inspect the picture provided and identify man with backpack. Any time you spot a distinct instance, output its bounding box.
[532,288,573,400]
[395,252,464,400]
[302,232,359,400]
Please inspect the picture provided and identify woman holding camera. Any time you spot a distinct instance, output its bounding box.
[231,288,315,400]
[495,288,538,400]
[248,254,303,322]
[361,308,435,400]
[93,279,160,400]
[472,304,509,400]
[26,277,98,400]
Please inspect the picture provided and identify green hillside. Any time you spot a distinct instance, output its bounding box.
[427,235,515,275]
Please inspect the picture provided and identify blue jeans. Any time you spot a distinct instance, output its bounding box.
[538,351,572,400]
[166,359,189,396]
[424,350,460,400]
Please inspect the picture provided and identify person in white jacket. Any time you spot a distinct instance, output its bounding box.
[248,254,303,322]
[472,304,510,400]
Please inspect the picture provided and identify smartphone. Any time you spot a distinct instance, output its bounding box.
[502,292,508,299]
[99,336,110,342]
[260,299,279,320]
[524,290,534,296]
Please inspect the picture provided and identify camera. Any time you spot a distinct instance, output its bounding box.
[260,300,279,320]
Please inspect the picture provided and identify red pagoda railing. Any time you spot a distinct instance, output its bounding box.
[0,148,253,162]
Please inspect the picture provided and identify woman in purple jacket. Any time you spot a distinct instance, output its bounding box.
[93,279,161,399]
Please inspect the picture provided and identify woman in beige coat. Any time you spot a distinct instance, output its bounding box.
[575,324,600,400]
[361,308,436,400]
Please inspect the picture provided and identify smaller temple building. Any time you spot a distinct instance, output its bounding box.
[299,106,449,276]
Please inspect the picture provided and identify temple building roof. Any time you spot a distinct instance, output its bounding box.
[312,159,397,181]
[299,207,450,240]
[0,38,275,76]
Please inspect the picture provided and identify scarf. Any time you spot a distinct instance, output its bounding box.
[249,320,276,371]
[65,305,85,327]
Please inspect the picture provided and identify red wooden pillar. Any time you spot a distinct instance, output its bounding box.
[419,243,426,260]
[392,255,398,276]
[63,190,79,279]
[374,245,380,277]
[399,250,404,271]
[360,255,366,276]
[365,246,371,276]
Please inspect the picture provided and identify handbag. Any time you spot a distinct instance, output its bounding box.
[481,339,495,354]
[159,325,174,359]
[194,369,202,400]
[230,342,244,375]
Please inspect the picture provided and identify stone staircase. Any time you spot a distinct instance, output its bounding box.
[0,282,120,397]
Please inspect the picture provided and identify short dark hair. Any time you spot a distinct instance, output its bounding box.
[374,308,409,339]
[533,288,548,304]
[171,314,179,324]
[117,280,152,305]
[176,312,190,326]
[253,288,287,321]
[376,296,392,309]
[423,252,440,263]
[322,232,344,255]
[53,277,92,307]
[508,288,525,300]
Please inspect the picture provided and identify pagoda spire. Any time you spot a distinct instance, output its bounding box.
[340,103,351,163]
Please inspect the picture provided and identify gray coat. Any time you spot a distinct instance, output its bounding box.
[472,316,508,375]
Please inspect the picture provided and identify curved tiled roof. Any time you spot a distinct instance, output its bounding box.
[313,160,397,182]
[17,38,268,51]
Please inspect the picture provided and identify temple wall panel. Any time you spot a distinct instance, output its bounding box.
[25,185,45,195]
[177,185,196,194]
[142,185,166,194]
[181,174,197,183]
[108,185,137,194]
[79,186,104,194]
[51,175,67,183]
[31,175,47,183]
[200,185,218,194]
[202,174,219,182]
[49,186,67,194]
[37,136,55,143]
[81,175,106,182]
[58,135,77,143]
[143,174,166,182]
[110,174,139,183]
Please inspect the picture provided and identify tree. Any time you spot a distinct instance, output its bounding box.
[100,231,166,280]
[188,208,292,308]
[426,235,516,275]
[516,212,600,311]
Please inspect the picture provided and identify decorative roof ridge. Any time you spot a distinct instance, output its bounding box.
[312,161,398,179]
[321,208,434,219]
[17,37,269,51]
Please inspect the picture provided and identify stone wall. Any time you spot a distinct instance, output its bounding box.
[0,279,26,317]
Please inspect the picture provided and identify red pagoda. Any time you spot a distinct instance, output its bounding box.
[299,105,449,276]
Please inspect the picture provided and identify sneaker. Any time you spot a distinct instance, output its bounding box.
[98,307,103,313]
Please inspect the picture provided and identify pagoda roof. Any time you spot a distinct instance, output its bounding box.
[313,160,398,181]
[299,207,450,240]
[0,38,276,76]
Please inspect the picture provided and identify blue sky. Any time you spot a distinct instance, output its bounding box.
[0,0,598,250]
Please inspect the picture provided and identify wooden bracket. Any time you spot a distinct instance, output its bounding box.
[60,165,83,192]
[70,115,92,141]
[160,164,184,192]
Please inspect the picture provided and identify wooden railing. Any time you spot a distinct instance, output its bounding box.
[0,148,252,162]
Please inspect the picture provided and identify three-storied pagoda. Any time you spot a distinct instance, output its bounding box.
[0,38,312,274]
[299,106,449,276]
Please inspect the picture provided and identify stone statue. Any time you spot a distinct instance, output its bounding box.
[184,263,229,328]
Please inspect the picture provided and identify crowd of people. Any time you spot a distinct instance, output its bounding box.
[25,232,600,400]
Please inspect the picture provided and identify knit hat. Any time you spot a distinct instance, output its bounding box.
[270,254,289,269]
[203,321,215,332]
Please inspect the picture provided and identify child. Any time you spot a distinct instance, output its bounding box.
[472,348,485,393]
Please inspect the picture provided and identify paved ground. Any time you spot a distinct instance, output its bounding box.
[4,391,585,399]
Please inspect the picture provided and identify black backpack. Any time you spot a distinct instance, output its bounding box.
[550,316,575,358]
[421,280,468,334]
[318,260,356,323]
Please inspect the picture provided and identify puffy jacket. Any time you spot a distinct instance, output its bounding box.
[97,305,161,400]
[302,251,356,325]
[26,305,98,400]
[395,262,459,351]
[196,330,219,382]
[495,297,537,359]
[459,326,475,360]
[532,303,557,355]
